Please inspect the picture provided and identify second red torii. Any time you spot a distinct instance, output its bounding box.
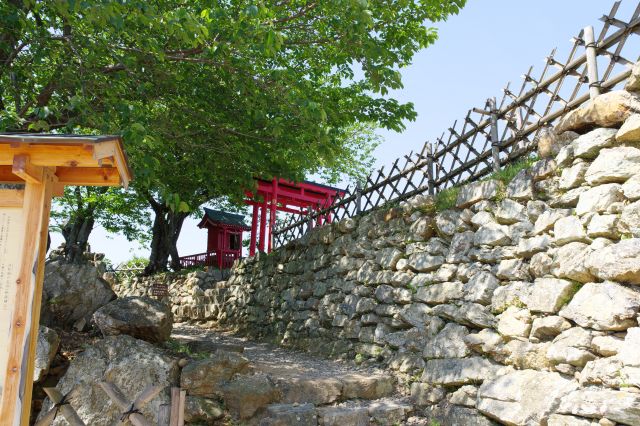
[245,178,345,255]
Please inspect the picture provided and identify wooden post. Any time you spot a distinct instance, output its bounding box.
[584,25,601,99]
[426,143,435,195]
[258,201,267,253]
[268,179,277,253]
[355,184,362,214]
[169,387,180,426]
[177,389,185,426]
[249,204,258,256]
[489,98,501,172]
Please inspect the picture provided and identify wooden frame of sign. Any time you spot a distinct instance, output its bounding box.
[0,133,132,426]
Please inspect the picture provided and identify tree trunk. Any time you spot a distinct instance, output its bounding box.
[61,214,95,264]
[144,200,188,275]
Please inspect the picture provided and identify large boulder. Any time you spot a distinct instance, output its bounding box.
[421,357,510,386]
[559,282,640,331]
[477,370,578,425]
[556,90,640,133]
[37,335,179,426]
[558,389,640,425]
[586,239,640,284]
[40,260,116,329]
[93,296,173,343]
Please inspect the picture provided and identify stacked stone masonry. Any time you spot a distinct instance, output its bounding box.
[114,69,640,426]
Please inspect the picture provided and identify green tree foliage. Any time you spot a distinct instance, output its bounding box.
[0,0,466,273]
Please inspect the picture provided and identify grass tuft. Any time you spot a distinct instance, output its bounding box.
[434,186,460,212]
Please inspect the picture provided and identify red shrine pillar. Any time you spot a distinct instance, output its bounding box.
[250,204,258,256]
[268,179,278,253]
[258,200,267,252]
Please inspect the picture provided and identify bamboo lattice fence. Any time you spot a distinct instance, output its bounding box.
[273,0,640,248]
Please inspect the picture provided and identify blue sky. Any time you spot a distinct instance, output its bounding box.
[51,0,637,265]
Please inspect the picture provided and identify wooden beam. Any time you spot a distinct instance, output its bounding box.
[52,183,65,197]
[0,189,24,208]
[0,166,22,183]
[0,145,108,168]
[55,167,121,186]
[11,154,43,184]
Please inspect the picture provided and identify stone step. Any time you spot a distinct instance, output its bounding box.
[258,398,413,426]
[275,373,395,406]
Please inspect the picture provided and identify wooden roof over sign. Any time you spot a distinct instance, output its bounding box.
[0,133,132,188]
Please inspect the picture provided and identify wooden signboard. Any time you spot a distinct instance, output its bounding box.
[0,134,132,426]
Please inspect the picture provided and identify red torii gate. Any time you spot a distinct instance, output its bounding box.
[245,178,345,255]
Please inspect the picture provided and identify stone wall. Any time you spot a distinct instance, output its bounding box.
[115,73,640,424]
[112,269,229,323]
[204,83,640,424]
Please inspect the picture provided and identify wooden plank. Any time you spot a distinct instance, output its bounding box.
[0,168,54,426]
[12,154,44,184]
[20,170,56,426]
[177,389,185,426]
[0,189,24,208]
[55,167,121,186]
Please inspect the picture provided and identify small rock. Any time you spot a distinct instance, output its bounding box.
[619,200,640,237]
[554,216,588,245]
[585,146,640,185]
[617,113,640,142]
[449,385,478,407]
[474,222,512,246]
[497,306,532,338]
[530,316,572,341]
[575,184,625,216]
[34,326,60,382]
[185,396,224,423]
[410,382,446,406]
[547,327,597,367]
[572,128,618,159]
[586,238,640,284]
[456,180,502,209]
[559,162,589,190]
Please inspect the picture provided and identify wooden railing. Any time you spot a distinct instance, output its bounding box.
[273,0,640,248]
[178,249,239,270]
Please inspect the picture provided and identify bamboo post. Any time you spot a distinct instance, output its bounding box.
[34,388,85,426]
[98,382,158,426]
[584,25,601,99]
[489,98,501,172]
[426,143,435,195]
[355,183,362,214]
